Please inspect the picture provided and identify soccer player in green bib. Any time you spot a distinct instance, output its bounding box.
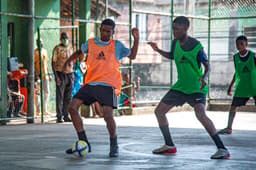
[148,16,230,159]
[218,35,256,135]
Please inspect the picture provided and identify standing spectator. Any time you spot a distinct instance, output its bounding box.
[34,39,52,116]
[52,32,73,123]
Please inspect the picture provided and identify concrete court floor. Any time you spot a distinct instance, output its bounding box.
[0,111,256,170]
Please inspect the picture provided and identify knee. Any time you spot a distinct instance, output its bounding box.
[68,104,78,115]
[103,112,114,122]
[154,108,163,118]
[195,112,205,122]
[230,106,237,112]
[194,104,206,119]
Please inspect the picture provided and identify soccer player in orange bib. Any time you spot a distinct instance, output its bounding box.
[64,19,139,157]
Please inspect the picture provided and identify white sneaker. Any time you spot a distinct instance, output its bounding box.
[152,145,177,155]
[211,148,230,159]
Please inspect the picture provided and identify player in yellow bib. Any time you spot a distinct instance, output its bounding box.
[64,19,139,157]
[148,16,230,159]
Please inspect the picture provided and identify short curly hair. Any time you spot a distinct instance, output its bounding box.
[236,35,248,43]
[101,18,116,30]
[173,16,190,28]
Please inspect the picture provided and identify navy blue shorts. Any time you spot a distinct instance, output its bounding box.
[231,96,256,107]
[73,84,117,108]
[161,89,206,107]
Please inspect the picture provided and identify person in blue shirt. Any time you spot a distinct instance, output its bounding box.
[72,54,86,97]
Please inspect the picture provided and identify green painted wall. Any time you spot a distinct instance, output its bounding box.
[0,0,60,119]
[35,0,60,60]
[35,0,60,113]
[6,0,60,66]
[6,0,29,63]
[79,0,91,45]
[0,0,8,120]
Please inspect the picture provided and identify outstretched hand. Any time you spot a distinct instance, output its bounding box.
[147,42,159,51]
[132,28,139,40]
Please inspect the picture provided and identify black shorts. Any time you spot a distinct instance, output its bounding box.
[161,89,206,107]
[231,96,256,107]
[73,84,117,108]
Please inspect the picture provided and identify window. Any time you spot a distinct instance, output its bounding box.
[244,26,256,49]
[132,13,148,41]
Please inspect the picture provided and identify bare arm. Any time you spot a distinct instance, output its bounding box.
[44,50,52,81]
[51,48,61,85]
[147,42,172,59]
[127,28,139,60]
[63,49,84,69]
[199,61,211,90]
[227,73,235,96]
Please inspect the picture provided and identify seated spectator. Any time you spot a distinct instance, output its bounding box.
[7,72,25,117]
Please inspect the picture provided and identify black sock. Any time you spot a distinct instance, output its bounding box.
[110,136,118,146]
[160,125,174,146]
[77,131,91,152]
[211,134,226,149]
[77,131,88,141]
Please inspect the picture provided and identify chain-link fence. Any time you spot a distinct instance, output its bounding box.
[1,0,256,122]
[131,0,256,105]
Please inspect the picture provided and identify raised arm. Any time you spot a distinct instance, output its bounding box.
[127,28,139,60]
[52,47,61,85]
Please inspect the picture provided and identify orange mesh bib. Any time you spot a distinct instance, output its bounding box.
[85,38,122,94]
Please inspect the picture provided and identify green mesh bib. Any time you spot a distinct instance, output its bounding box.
[234,51,256,97]
[171,40,208,94]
